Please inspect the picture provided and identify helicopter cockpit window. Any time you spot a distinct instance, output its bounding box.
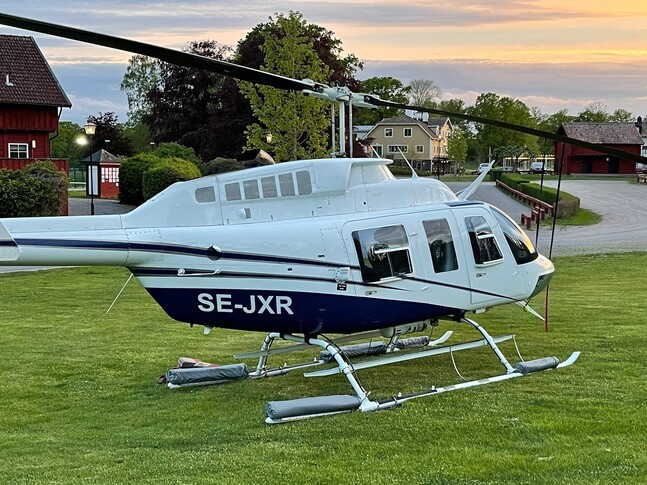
[423,219,458,273]
[490,206,538,265]
[465,216,503,265]
[352,224,412,283]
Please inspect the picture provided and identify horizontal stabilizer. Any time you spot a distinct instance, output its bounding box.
[0,221,20,261]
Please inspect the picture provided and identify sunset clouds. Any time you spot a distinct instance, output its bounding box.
[2,1,647,123]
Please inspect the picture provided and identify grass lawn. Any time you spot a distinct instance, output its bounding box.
[0,254,645,483]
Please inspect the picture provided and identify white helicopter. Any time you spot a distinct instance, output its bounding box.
[8,12,641,424]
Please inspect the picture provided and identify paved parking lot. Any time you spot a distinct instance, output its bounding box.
[450,179,647,257]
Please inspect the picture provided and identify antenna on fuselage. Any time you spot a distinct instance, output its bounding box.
[397,147,418,179]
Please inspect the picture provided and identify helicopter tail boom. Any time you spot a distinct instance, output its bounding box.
[0,215,136,267]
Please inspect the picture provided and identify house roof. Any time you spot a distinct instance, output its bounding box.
[560,122,643,145]
[0,35,71,108]
[81,150,122,164]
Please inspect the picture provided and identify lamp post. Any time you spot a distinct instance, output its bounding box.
[84,121,96,215]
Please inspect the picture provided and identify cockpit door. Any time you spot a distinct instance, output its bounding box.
[455,206,525,307]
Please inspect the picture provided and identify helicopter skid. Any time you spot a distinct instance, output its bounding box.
[260,318,580,424]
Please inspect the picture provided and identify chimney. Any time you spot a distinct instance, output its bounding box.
[636,116,643,134]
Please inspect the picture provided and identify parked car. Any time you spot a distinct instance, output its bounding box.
[530,161,547,174]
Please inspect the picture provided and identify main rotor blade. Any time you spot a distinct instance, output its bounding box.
[368,97,647,165]
[0,12,317,93]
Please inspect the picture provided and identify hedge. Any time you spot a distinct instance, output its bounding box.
[141,157,202,201]
[0,162,67,218]
[497,171,580,218]
[119,153,163,205]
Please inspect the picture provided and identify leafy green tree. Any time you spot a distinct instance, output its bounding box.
[468,93,539,160]
[86,112,134,157]
[122,122,153,154]
[144,40,236,160]
[355,76,410,125]
[239,12,332,161]
[575,102,610,122]
[120,55,161,124]
[50,121,85,166]
[610,108,633,122]
[447,129,468,163]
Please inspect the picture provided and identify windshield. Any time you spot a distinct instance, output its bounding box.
[489,206,538,264]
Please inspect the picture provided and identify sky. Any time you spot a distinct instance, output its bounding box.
[2,1,647,125]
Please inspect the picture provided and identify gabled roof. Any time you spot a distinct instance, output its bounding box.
[0,35,71,107]
[81,150,122,164]
[560,122,643,145]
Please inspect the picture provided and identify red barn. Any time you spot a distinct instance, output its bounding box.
[0,34,72,213]
[555,122,642,175]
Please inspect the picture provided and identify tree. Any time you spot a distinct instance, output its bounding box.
[86,112,134,157]
[575,101,610,122]
[447,129,468,163]
[610,108,633,122]
[50,121,85,166]
[120,55,161,124]
[468,93,538,160]
[354,76,410,125]
[408,79,441,107]
[144,40,236,160]
[239,12,335,161]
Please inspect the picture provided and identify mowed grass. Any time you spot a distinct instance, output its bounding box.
[0,254,645,484]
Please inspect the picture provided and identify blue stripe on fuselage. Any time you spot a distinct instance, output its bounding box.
[145,287,457,334]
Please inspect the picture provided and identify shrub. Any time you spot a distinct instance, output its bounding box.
[0,162,67,218]
[141,157,201,200]
[203,158,244,175]
[500,172,531,190]
[118,153,163,205]
[152,143,204,174]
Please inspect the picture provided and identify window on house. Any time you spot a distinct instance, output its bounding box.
[403,128,412,137]
[415,145,424,153]
[8,143,28,159]
[387,145,408,153]
[465,216,503,265]
[384,128,393,137]
[372,145,383,157]
[352,225,412,283]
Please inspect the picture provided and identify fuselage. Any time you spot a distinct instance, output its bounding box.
[0,158,553,334]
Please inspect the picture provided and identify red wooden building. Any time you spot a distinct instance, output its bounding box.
[81,149,123,199]
[555,122,642,175]
[0,34,72,213]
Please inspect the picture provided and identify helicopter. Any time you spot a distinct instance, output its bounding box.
[7,12,643,424]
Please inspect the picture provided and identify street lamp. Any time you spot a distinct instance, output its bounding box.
[84,121,96,215]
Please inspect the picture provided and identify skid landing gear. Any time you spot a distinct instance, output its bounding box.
[258,317,579,424]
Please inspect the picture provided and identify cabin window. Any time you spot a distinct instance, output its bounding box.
[195,186,216,203]
[296,170,312,195]
[384,128,393,137]
[352,224,412,283]
[224,182,241,201]
[423,219,458,273]
[261,176,278,198]
[8,143,28,159]
[279,173,295,196]
[403,128,412,137]
[490,206,538,264]
[465,216,503,265]
[243,179,260,200]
